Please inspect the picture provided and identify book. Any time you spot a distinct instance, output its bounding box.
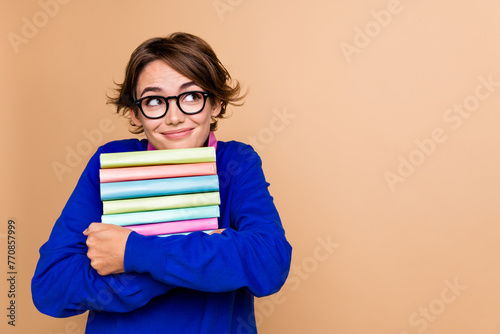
[100,175,219,201]
[99,146,221,236]
[100,146,216,168]
[100,162,217,183]
[125,218,218,236]
[101,205,220,226]
[103,192,221,214]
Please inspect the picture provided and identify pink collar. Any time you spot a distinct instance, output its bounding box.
[147,132,217,151]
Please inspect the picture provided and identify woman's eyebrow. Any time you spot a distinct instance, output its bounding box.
[139,82,198,98]
[139,86,163,98]
[179,81,198,90]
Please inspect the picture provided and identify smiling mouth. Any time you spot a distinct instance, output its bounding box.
[162,128,193,139]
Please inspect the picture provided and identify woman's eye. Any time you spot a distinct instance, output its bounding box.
[182,92,202,103]
[145,97,164,107]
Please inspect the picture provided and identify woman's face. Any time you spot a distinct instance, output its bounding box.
[131,59,221,150]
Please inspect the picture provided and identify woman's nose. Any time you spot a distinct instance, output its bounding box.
[164,100,185,125]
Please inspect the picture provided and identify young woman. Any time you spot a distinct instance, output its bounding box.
[32,32,292,334]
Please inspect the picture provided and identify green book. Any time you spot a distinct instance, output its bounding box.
[103,192,221,214]
[100,147,216,168]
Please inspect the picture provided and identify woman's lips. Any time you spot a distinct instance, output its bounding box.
[162,128,194,139]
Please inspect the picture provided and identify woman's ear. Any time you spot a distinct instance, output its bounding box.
[210,98,222,118]
[129,108,143,126]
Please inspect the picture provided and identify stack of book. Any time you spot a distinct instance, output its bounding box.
[99,147,220,236]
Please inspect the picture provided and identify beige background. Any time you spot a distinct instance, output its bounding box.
[2,0,500,333]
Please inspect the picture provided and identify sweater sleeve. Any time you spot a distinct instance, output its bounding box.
[124,143,292,297]
[31,144,172,318]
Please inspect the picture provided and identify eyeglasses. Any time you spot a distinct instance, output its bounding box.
[134,91,212,119]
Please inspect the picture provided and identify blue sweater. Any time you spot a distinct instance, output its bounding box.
[32,139,292,334]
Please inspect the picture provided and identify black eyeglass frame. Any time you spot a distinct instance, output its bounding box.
[134,91,212,119]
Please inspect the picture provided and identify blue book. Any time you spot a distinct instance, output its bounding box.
[100,175,219,201]
[101,205,220,226]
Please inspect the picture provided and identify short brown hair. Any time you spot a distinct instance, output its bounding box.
[108,32,245,134]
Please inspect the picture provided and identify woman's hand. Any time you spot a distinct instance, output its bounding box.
[83,223,132,276]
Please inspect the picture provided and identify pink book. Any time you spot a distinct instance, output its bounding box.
[125,217,219,236]
[100,162,217,183]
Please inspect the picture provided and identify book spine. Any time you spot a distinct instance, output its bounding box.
[103,192,221,214]
[125,218,218,236]
[100,175,219,201]
[101,205,220,226]
[100,147,216,168]
[100,162,217,183]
